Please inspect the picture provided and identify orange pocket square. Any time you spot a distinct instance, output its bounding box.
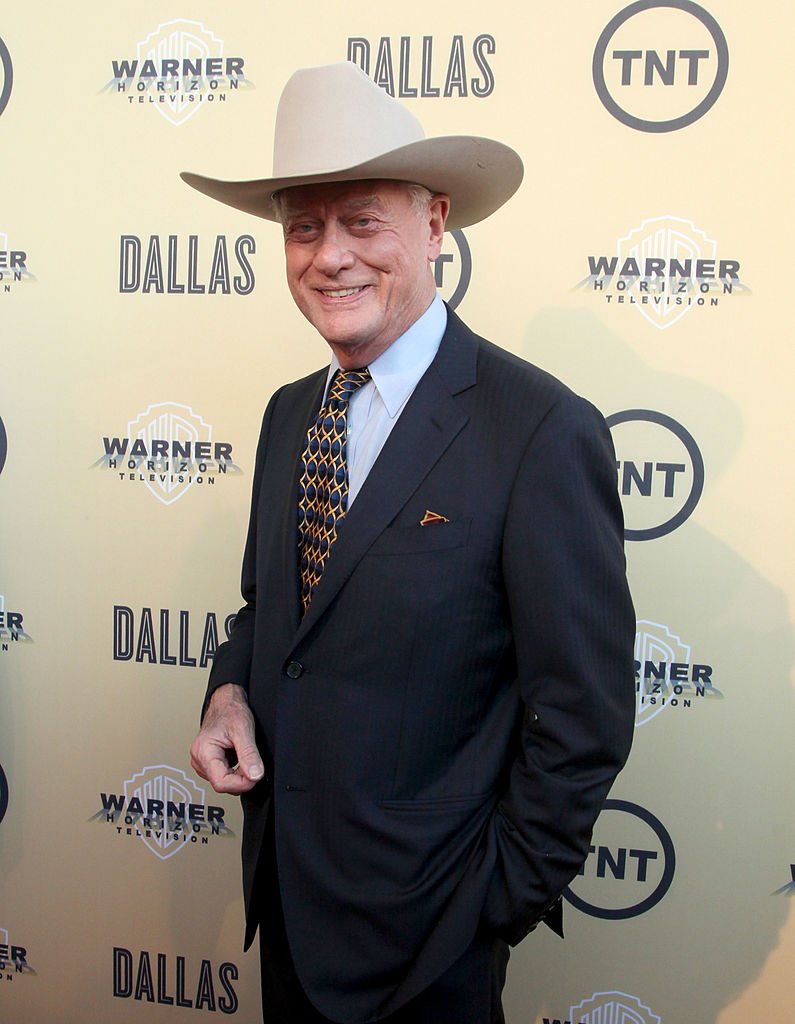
[419,510,450,526]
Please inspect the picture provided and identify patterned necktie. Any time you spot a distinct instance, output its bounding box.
[298,367,371,612]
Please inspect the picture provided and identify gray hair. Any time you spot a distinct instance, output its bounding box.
[402,182,434,217]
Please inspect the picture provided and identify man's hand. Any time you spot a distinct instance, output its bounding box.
[190,683,265,795]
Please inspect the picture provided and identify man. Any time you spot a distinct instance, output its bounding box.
[184,62,635,1024]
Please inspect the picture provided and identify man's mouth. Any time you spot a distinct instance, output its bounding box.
[319,286,368,298]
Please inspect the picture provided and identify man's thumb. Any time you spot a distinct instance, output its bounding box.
[235,742,264,781]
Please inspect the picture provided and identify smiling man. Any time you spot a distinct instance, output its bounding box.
[183,62,635,1024]
[280,181,448,368]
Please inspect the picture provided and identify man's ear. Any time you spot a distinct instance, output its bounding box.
[427,194,451,260]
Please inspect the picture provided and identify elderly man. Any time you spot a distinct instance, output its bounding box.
[185,62,635,1024]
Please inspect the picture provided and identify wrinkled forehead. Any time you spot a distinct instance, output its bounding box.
[276,178,414,216]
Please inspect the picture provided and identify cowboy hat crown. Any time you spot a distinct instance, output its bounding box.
[181,61,523,229]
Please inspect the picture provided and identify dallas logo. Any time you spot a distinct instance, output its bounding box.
[569,991,660,1024]
[112,947,239,1011]
[94,765,232,861]
[634,619,721,726]
[112,605,235,667]
[94,401,242,505]
[347,33,496,98]
[1,231,34,293]
[103,20,251,126]
[578,215,749,329]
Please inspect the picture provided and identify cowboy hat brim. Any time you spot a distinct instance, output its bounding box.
[181,134,523,231]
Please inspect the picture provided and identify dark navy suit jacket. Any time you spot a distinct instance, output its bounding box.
[205,308,635,1023]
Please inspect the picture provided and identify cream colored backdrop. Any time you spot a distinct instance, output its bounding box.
[1,3,793,1023]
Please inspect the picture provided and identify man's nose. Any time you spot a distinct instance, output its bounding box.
[312,226,355,275]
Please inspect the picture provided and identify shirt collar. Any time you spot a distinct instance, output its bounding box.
[325,294,447,417]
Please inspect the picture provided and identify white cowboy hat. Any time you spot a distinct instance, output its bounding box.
[180,61,523,230]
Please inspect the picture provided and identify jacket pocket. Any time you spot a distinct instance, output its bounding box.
[367,518,471,556]
[378,791,493,812]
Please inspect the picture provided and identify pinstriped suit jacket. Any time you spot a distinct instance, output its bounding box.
[205,307,635,1024]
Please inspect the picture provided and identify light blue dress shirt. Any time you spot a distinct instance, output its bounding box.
[322,294,447,506]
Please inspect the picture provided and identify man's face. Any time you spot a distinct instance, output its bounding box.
[280,180,449,367]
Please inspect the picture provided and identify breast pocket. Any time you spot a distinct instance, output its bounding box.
[367,518,471,556]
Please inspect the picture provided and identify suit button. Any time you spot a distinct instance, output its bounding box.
[285,661,304,679]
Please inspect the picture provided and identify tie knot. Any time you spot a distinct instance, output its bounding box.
[327,368,371,406]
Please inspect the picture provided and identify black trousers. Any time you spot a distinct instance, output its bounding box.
[257,826,509,1024]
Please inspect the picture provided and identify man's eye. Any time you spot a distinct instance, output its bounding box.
[287,222,316,238]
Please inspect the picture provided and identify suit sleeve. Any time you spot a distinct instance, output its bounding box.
[481,392,636,944]
[200,387,284,719]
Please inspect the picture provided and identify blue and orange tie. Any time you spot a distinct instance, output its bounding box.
[298,368,371,611]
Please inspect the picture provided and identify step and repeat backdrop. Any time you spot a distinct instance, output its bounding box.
[1,3,793,1023]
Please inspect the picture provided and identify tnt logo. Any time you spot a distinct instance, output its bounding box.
[606,409,704,541]
[564,800,675,920]
[0,763,7,825]
[593,1,729,132]
[433,229,471,310]
[0,36,12,117]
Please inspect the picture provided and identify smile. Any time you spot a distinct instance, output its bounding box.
[319,286,368,298]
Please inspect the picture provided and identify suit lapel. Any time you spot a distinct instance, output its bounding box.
[293,310,478,645]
